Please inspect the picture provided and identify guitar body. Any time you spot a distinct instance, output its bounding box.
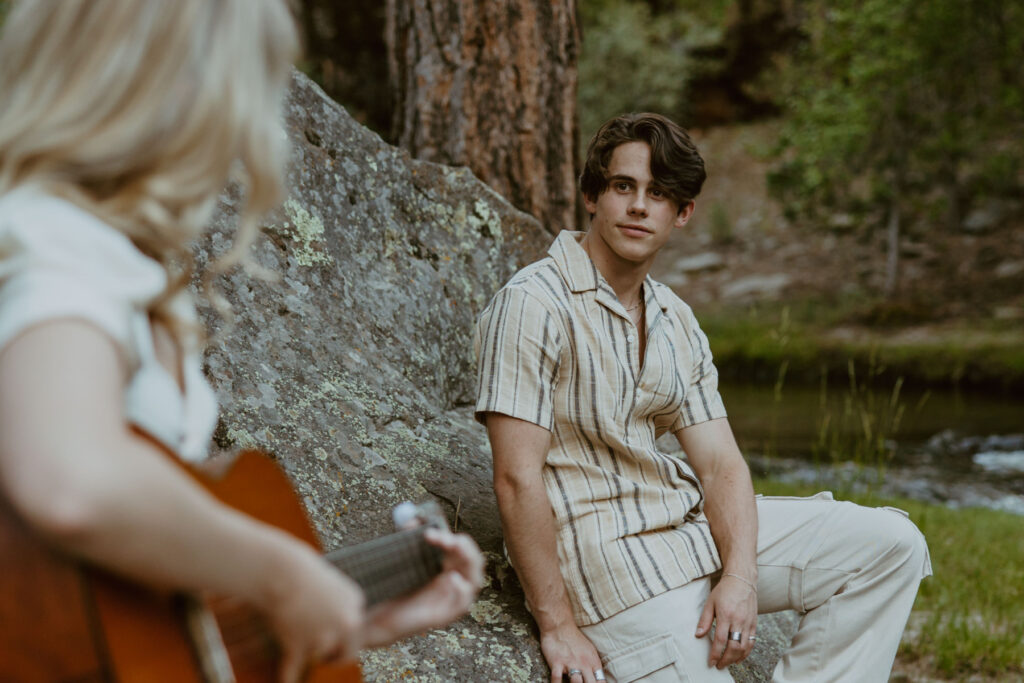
[0,451,360,682]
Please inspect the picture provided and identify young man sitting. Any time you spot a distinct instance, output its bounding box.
[474,112,931,683]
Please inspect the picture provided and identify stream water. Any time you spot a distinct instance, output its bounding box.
[719,381,1024,515]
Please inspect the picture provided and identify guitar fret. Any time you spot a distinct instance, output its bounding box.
[325,526,443,606]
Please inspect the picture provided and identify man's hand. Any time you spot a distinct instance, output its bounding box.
[695,573,758,669]
[541,624,604,683]
[487,414,607,681]
[677,419,760,670]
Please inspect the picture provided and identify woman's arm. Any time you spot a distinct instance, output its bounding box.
[0,319,365,682]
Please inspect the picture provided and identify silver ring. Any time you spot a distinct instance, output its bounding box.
[594,670,607,681]
[728,630,743,642]
[749,635,757,643]
[567,670,583,678]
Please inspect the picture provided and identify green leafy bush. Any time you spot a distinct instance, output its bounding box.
[577,0,692,143]
[770,0,1024,229]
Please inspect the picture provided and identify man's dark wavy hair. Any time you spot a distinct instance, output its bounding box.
[579,112,706,211]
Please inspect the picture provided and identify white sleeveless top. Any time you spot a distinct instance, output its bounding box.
[0,187,218,462]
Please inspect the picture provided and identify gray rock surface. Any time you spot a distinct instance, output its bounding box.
[961,198,1020,233]
[676,252,726,273]
[720,273,792,301]
[198,71,794,681]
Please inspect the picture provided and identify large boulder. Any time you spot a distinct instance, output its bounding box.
[197,71,794,681]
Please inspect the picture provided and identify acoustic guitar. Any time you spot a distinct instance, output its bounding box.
[0,450,445,682]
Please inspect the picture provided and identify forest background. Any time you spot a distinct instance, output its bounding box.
[297,0,1024,396]
[2,0,1020,679]
[280,1,1024,679]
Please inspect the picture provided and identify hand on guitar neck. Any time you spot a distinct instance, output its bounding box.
[0,449,485,683]
[260,498,485,680]
[363,524,485,648]
[0,323,485,682]
[324,499,486,649]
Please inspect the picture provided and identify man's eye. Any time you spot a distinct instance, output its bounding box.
[649,188,665,198]
[614,182,631,191]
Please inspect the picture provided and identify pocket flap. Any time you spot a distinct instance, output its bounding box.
[881,505,910,518]
[756,490,835,502]
[603,633,679,682]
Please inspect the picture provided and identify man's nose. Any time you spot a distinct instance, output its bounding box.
[628,193,648,216]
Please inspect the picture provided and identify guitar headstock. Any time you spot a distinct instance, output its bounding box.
[391,500,448,533]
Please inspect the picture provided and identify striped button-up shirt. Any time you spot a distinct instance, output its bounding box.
[475,231,728,625]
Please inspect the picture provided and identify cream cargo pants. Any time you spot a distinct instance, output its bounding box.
[580,493,932,682]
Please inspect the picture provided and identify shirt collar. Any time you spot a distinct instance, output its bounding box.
[548,231,670,315]
[548,231,599,293]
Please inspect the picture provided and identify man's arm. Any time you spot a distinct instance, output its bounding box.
[487,413,603,683]
[676,417,758,670]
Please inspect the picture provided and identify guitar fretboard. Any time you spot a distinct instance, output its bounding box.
[325,526,444,606]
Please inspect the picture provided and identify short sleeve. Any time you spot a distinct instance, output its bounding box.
[474,285,563,431]
[0,265,135,354]
[0,190,166,359]
[670,304,727,432]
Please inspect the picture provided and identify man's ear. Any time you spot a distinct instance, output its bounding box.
[583,192,598,216]
[675,200,696,229]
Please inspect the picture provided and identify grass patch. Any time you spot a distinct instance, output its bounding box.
[753,477,1024,678]
[697,298,1024,393]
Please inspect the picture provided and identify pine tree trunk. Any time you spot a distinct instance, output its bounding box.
[386,0,580,234]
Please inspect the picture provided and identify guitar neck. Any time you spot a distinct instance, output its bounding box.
[324,525,443,607]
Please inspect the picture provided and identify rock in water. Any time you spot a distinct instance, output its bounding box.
[196,70,793,681]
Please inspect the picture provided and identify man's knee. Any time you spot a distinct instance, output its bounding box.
[873,507,931,579]
[826,502,930,577]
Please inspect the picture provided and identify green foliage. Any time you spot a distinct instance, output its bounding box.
[698,298,1024,393]
[577,0,707,143]
[770,0,1024,226]
[754,479,1024,676]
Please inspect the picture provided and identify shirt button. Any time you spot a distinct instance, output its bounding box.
[626,334,635,343]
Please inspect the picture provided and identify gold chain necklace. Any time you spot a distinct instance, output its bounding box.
[625,286,644,313]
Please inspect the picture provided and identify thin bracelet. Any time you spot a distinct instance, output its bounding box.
[724,572,758,593]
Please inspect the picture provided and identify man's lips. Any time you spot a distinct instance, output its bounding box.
[617,223,652,236]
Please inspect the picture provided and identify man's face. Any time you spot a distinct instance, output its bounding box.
[583,141,693,271]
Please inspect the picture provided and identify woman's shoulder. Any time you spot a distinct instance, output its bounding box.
[0,186,167,292]
[0,186,168,352]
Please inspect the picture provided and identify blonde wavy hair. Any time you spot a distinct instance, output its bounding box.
[0,0,298,340]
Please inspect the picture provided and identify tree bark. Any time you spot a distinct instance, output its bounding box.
[386,0,580,234]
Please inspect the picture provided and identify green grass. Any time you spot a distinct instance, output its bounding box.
[697,298,1024,394]
[754,478,1024,678]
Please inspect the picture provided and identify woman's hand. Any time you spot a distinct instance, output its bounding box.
[255,541,368,683]
[364,528,485,647]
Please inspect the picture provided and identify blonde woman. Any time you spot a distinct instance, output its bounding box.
[0,1,483,680]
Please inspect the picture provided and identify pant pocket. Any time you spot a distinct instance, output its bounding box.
[602,633,688,683]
